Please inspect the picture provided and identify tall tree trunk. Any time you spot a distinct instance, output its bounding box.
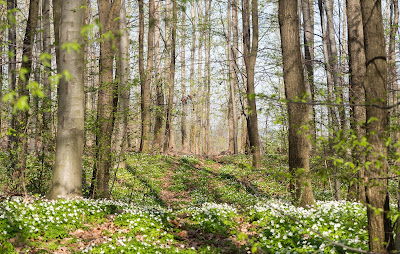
[361,0,392,251]
[346,0,367,203]
[227,0,238,154]
[181,11,188,152]
[7,0,17,182]
[114,0,131,170]
[279,0,315,208]
[138,0,150,153]
[47,0,85,199]
[52,0,61,72]
[203,0,211,155]
[196,1,203,155]
[163,0,177,152]
[189,1,196,153]
[242,0,261,168]
[301,0,316,142]
[16,0,40,194]
[0,5,3,133]
[153,0,164,151]
[93,0,121,198]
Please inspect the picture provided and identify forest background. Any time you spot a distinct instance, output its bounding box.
[0,0,399,252]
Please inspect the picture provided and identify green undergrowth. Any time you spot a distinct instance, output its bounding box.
[0,154,370,253]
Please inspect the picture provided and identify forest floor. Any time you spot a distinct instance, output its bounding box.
[1,154,368,253]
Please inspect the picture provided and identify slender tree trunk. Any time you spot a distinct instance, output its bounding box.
[47,0,85,199]
[189,1,196,153]
[391,1,400,250]
[163,0,177,152]
[279,0,315,208]
[361,0,393,251]
[153,0,164,151]
[52,0,60,72]
[242,0,261,168]
[114,0,131,170]
[232,0,239,155]
[227,0,238,154]
[301,0,316,143]
[92,0,121,198]
[181,11,188,152]
[196,1,203,155]
[203,0,211,155]
[346,0,367,203]
[138,0,150,153]
[15,0,40,194]
[0,6,3,133]
[7,0,17,181]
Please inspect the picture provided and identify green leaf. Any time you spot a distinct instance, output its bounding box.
[61,42,81,53]
[63,70,73,81]
[367,117,378,124]
[19,68,29,82]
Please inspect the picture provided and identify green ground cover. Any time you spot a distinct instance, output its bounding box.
[0,154,369,253]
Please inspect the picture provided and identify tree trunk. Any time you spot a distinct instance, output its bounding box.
[0,6,3,134]
[163,0,177,152]
[301,0,316,143]
[138,0,150,153]
[153,0,164,151]
[143,0,155,154]
[361,0,392,251]
[189,1,196,153]
[114,0,131,170]
[196,1,203,155]
[279,0,315,208]
[346,0,366,203]
[203,0,211,155]
[242,0,261,168]
[15,0,40,194]
[93,0,121,198]
[47,0,85,199]
[227,0,238,155]
[181,11,188,152]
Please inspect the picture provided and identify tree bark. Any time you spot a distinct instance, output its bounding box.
[227,0,238,154]
[189,1,196,153]
[279,0,315,208]
[47,0,85,199]
[181,10,188,152]
[92,0,121,198]
[163,0,177,152]
[138,0,150,153]
[203,0,211,155]
[346,0,366,203]
[114,0,131,170]
[242,0,261,168]
[361,0,392,251]
[152,0,164,151]
[301,0,316,143]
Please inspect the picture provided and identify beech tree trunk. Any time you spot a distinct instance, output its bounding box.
[92,0,121,198]
[279,0,315,208]
[227,0,238,154]
[138,0,150,153]
[47,0,85,199]
[204,0,211,155]
[181,11,188,152]
[7,0,17,170]
[189,1,196,153]
[242,0,261,168]
[361,0,392,251]
[163,0,177,152]
[346,0,366,203]
[153,0,164,151]
[114,0,131,170]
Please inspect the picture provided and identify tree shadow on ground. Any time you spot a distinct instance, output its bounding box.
[126,165,167,207]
